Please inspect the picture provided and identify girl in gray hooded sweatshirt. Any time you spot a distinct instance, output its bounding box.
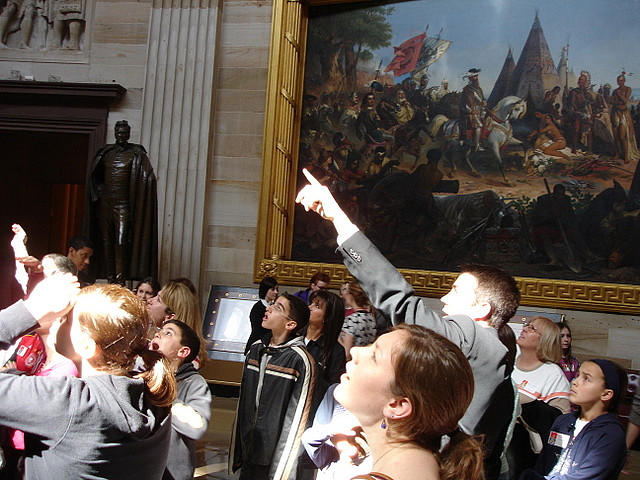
[0,280,176,480]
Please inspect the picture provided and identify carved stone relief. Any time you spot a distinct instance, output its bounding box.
[0,0,87,51]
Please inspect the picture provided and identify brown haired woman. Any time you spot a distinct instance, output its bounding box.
[306,289,346,389]
[339,281,377,361]
[135,276,161,301]
[334,324,484,480]
[0,282,176,480]
[557,320,580,383]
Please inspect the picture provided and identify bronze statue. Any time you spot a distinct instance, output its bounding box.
[85,120,158,284]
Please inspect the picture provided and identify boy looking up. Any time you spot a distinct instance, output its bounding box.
[150,320,211,480]
[230,293,316,480]
[522,358,628,480]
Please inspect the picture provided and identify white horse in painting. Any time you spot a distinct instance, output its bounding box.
[433,95,527,185]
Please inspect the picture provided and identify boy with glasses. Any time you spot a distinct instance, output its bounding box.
[230,293,316,480]
[294,273,331,305]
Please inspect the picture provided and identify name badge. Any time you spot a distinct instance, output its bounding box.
[548,430,570,448]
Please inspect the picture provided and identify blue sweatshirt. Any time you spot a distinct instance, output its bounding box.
[534,411,626,480]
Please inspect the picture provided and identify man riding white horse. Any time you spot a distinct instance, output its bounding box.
[437,94,527,185]
[459,68,503,152]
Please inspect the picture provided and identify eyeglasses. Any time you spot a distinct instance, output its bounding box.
[270,302,294,321]
[523,321,541,335]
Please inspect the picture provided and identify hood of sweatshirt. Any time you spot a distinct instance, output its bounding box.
[175,361,199,381]
[84,374,170,440]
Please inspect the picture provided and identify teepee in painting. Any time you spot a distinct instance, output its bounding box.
[505,11,561,108]
[487,47,516,108]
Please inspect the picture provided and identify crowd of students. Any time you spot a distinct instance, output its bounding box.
[0,171,637,480]
[0,225,211,480]
[231,169,635,480]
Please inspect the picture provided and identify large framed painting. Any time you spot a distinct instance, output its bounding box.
[255,0,640,314]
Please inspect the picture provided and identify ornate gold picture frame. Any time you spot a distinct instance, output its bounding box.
[254,0,640,315]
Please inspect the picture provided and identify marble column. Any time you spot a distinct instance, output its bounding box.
[140,0,220,285]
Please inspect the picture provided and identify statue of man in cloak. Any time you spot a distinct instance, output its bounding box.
[85,120,158,284]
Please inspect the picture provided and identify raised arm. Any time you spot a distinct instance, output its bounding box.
[0,273,79,349]
[296,168,359,243]
[10,224,29,259]
[10,225,46,274]
[296,170,452,339]
[171,375,212,441]
[11,223,31,294]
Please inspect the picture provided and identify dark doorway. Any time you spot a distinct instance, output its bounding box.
[0,130,88,308]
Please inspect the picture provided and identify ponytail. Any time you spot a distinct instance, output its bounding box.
[136,349,177,408]
[438,430,484,480]
[498,322,517,375]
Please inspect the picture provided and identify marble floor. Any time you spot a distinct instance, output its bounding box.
[194,395,240,480]
[627,456,640,480]
[194,395,640,480]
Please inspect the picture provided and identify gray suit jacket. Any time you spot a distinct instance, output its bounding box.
[339,231,512,457]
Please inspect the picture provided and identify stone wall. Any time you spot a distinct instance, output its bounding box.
[0,0,151,136]
[202,0,273,288]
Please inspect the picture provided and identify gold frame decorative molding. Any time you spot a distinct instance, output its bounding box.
[254,0,640,315]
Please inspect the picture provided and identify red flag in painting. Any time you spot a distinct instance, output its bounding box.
[384,33,426,76]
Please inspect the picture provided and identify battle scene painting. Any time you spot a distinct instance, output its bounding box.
[292,0,640,286]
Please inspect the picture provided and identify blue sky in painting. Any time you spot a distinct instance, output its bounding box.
[364,0,639,92]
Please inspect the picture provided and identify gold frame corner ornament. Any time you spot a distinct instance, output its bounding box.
[253,0,640,315]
